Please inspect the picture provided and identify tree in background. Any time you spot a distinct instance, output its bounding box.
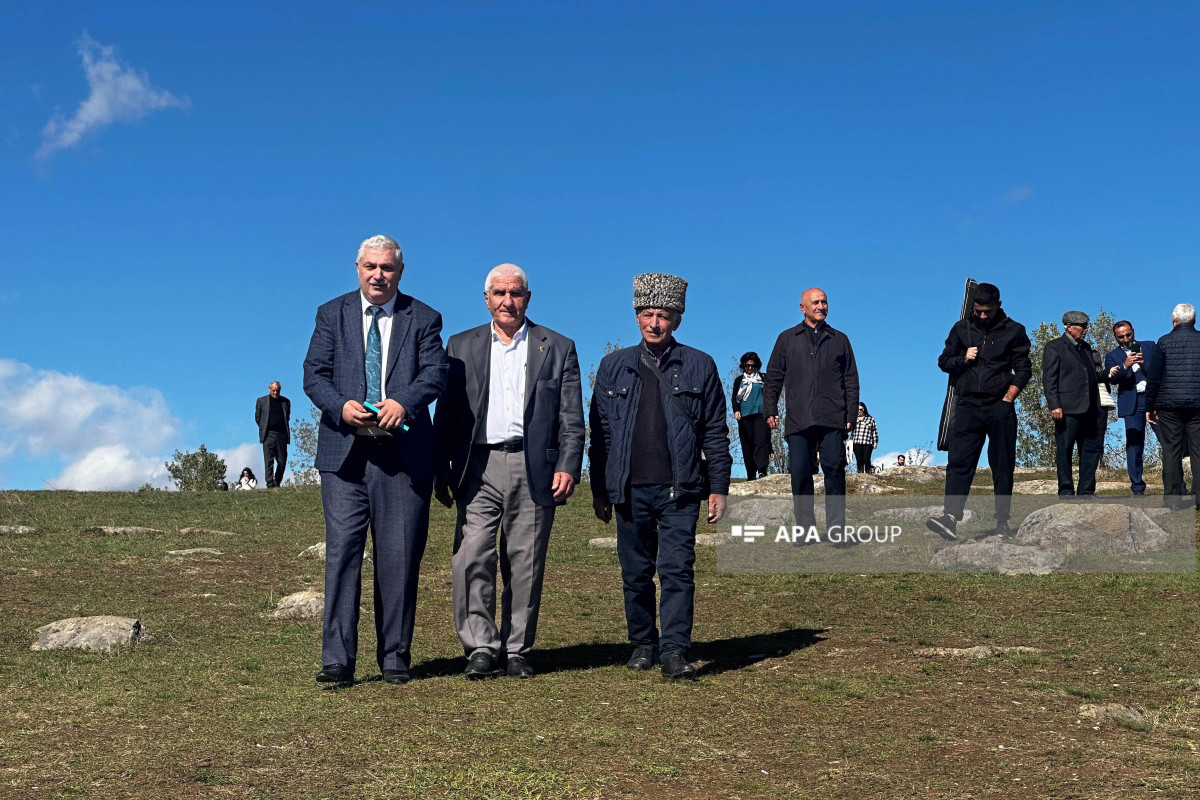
[582,341,621,483]
[286,406,322,486]
[165,445,227,491]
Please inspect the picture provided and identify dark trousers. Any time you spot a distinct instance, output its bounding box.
[320,439,432,673]
[1122,412,1159,494]
[787,427,846,532]
[1158,409,1200,506]
[263,431,288,487]
[1054,409,1105,496]
[737,414,772,479]
[852,443,874,473]
[615,484,701,657]
[944,399,1017,521]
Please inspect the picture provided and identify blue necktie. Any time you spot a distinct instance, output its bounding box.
[366,306,383,406]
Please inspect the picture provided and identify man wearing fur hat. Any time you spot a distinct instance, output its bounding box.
[589,273,733,680]
[1043,310,1109,497]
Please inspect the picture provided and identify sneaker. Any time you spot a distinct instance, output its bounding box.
[660,652,698,680]
[925,513,957,541]
[626,645,657,670]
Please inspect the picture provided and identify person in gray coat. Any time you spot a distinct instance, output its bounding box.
[435,264,585,680]
[1042,311,1109,497]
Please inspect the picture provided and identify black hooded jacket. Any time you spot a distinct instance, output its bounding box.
[937,310,1032,403]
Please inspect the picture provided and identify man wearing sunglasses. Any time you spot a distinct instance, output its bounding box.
[1043,311,1110,498]
[1104,321,1160,495]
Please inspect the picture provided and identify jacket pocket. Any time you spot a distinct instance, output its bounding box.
[545,448,559,466]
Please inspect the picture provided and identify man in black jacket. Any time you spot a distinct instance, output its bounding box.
[1043,311,1109,498]
[254,381,291,488]
[763,287,858,537]
[1146,302,1200,508]
[926,283,1031,541]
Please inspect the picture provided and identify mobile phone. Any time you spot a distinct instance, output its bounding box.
[1131,342,1141,354]
[363,401,382,415]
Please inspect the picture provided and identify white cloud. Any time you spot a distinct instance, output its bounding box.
[36,32,188,160]
[49,445,169,491]
[0,358,180,490]
[1003,184,1033,204]
[215,442,263,484]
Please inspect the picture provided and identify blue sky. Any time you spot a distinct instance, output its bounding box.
[1,1,1197,489]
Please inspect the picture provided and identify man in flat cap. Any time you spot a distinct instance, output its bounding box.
[763,287,859,538]
[589,273,732,680]
[1043,311,1109,497]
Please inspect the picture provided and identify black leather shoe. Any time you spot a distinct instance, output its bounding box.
[660,652,698,680]
[464,651,500,680]
[626,645,657,670]
[992,519,1014,538]
[382,668,411,685]
[505,655,534,679]
[315,664,354,683]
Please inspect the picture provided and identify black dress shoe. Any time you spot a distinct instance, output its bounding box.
[464,651,500,680]
[626,645,657,670]
[382,668,411,685]
[315,664,354,683]
[660,652,698,680]
[505,655,534,679]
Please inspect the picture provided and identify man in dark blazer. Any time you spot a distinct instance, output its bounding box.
[434,264,584,680]
[1043,311,1109,497]
[1104,320,1159,495]
[302,234,448,685]
[254,381,291,488]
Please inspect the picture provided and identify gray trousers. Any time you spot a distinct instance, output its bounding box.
[452,447,555,657]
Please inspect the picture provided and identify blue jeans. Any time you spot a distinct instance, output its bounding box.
[787,427,847,532]
[1122,413,1159,494]
[615,485,701,657]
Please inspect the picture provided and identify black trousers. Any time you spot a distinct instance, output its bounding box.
[1053,409,1104,496]
[737,414,772,479]
[943,399,1017,521]
[788,427,847,533]
[1157,409,1200,507]
[263,431,288,488]
[852,443,874,473]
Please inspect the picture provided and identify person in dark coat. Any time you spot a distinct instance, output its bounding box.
[763,287,859,537]
[926,283,1031,540]
[732,351,772,480]
[254,381,291,488]
[1042,311,1109,498]
[1105,321,1160,495]
[1146,303,1200,508]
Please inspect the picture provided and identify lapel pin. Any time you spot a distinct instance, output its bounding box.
[538,345,545,352]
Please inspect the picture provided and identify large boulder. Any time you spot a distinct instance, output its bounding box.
[929,539,1066,574]
[729,497,797,528]
[271,590,324,620]
[883,466,945,483]
[32,616,151,652]
[1016,504,1173,556]
[728,474,793,497]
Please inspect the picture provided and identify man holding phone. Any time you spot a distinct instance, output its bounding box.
[1105,321,1159,495]
[302,234,448,686]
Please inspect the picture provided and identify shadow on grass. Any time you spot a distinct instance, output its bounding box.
[408,626,826,680]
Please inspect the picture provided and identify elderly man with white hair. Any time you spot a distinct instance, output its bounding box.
[434,263,585,680]
[1146,302,1200,509]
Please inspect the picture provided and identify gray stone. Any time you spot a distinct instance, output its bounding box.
[1012,480,1060,495]
[1079,703,1149,726]
[728,473,792,497]
[0,525,36,534]
[914,645,1043,659]
[179,527,237,536]
[883,466,945,483]
[695,533,731,546]
[1016,504,1173,556]
[271,590,324,620]
[929,539,1066,574]
[730,497,797,527]
[90,526,163,535]
[167,548,222,556]
[300,542,327,559]
[872,506,973,524]
[588,537,618,549]
[32,616,152,652]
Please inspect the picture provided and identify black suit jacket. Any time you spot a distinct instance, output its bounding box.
[255,394,291,444]
[1042,334,1106,415]
[435,320,585,507]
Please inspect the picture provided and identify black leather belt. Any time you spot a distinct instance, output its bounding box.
[483,439,524,453]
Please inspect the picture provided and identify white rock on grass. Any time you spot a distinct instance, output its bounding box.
[592,533,729,548]
[32,616,152,652]
[179,527,238,536]
[167,548,222,556]
[272,590,324,619]
[90,526,163,535]
[1017,504,1172,556]
[1079,703,1149,726]
[301,542,327,559]
[0,525,37,534]
[588,537,618,549]
[929,539,1066,575]
[914,645,1042,659]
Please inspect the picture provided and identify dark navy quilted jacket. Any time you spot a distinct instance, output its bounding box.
[589,343,733,504]
[1147,322,1200,411]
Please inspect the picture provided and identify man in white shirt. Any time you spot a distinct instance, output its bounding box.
[1104,320,1160,495]
[435,264,585,679]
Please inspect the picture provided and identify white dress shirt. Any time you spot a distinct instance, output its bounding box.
[1122,347,1147,393]
[358,292,397,436]
[484,321,528,443]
